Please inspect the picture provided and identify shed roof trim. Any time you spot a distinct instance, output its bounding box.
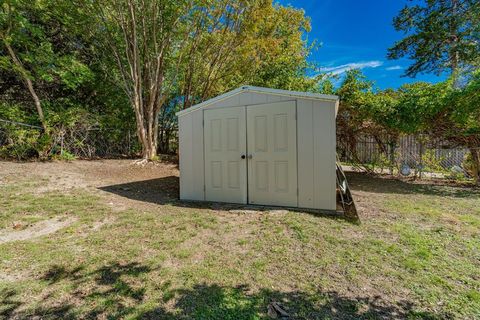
[176,86,339,117]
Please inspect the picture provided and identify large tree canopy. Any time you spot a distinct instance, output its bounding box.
[388,0,480,77]
[1,0,479,186]
[84,0,317,160]
[1,0,317,160]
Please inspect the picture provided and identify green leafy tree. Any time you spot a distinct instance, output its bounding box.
[388,0,480,77]
[153,1,317,153]
[87,0,318,160]
[335,70,376,168]
[0,0,94,131]
[245,3,319,92]
[389,0,480,184]
[395,81,450,133]
[442,73,480,183]
[176,1,318,109]
[85,0,196,160]
[1,0,47,130]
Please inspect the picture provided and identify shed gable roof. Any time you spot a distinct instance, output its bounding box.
[176,86,339,117]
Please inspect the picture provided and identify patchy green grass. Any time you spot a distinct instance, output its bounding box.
[0,168,479,319]
[0,179,105,229]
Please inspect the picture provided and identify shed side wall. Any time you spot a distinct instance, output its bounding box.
[313,100,337,210]
[297,99,315,208]
[178,110,204,201]
[178,114,192,199]
[297,99,337,210]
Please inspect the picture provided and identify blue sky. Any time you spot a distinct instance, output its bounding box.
[276,0,446,89]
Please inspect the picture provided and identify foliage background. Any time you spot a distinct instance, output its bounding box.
[0,0,479,183]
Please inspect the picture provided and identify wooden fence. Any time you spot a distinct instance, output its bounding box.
[337,134,469,174]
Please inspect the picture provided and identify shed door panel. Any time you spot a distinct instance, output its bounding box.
[247,101,297,206]
[204,107,247,203]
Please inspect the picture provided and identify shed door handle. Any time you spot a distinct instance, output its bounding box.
[241,155,246,159]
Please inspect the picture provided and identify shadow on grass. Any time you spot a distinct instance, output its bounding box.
[1,263,446,319]
[0,262,151,319]
[99,176,180,206]
[346,171,480,198]
[141,283,443,320]
[99,176,359,223]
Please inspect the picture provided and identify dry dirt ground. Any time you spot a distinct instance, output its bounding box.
[0,159,180,210]
[0,159,479,319]
[0,160,180,244]
[0,159,466,220]
[0,159,336,241]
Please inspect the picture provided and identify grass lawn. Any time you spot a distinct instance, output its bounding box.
[0,160,479,319]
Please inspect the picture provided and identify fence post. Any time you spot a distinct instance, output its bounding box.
[389,140,396,175]
[419,138,424,179]
[60,129,64,156]
[127,129,130,156]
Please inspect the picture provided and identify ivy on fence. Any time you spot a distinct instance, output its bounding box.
[337,134,471,179]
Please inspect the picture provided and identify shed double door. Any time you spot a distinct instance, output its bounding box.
[204,101,297,207]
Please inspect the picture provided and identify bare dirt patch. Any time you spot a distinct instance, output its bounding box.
[0,216,77,244]
[0,159,180,211]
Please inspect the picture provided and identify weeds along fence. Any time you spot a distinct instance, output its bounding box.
[0,119,178,160]
[337,134,470,177]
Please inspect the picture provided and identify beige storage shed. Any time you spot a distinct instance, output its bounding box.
[176,86,339,211]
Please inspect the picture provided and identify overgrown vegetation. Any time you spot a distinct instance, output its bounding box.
[0,0,479,180]
[334,0,480,184]
[1,0,318,160]
[335,69,480,184]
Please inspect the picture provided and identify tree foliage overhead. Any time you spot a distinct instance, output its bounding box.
[0,0,479,184]
[174,0,318,109]
[1,0,318,159]
[84,0,317,160]
[388,0,480,77]
[0,0,95,131]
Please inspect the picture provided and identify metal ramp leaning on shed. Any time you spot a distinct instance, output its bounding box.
[336,159,358,220]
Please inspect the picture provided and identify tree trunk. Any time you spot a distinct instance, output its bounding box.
[449,0,461,88]
[470,148,480,186]
[4,40,47,132]
[131,98,162,160]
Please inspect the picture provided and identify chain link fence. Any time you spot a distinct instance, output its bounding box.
[0,119,137,160]
[0,118,181,160]
[2,118,470,179]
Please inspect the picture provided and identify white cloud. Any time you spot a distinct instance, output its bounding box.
[321,60,383,75]
[386,65,403,71]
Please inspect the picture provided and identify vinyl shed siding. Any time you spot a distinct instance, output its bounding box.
[178,89,337,211]
[178,110,204,201]
[297,99,337,210]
